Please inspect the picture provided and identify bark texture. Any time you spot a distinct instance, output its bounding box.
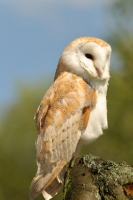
[63,154,133,200]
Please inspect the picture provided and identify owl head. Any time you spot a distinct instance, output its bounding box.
[55,37,111,83]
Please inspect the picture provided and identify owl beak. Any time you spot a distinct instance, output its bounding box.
[94,66,102,78]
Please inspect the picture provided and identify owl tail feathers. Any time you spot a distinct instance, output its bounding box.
[29,174,62,200]
[29,160,66,200]
[42,178,62,200]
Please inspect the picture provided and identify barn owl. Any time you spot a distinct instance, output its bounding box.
[30,37,111,200]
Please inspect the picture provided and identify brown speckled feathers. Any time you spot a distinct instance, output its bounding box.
[30,72,97,199]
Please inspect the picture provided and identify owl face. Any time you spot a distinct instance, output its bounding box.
[56,37,111,83]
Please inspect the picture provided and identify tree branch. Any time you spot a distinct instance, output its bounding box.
[63,154,133,200]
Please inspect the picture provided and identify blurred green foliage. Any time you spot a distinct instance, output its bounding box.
[86,0,133,163]
[0,0,133,199]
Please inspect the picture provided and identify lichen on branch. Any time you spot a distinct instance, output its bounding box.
[63,154,133,200]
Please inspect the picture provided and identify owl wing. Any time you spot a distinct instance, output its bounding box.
[30,72,97,200]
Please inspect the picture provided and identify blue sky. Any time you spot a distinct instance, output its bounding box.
[0,0,114,110]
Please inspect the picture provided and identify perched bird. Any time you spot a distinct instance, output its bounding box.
[30,37,111,200]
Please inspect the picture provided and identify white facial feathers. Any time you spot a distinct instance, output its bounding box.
[55,37,111,83]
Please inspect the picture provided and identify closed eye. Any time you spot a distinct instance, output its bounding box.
[85,54,93,60]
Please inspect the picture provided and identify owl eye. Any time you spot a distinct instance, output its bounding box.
[85,54,93,60]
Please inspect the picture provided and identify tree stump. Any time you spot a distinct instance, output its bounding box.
[63,154,133,200]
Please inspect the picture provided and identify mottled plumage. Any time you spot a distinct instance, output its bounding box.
[30,37,111,200]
